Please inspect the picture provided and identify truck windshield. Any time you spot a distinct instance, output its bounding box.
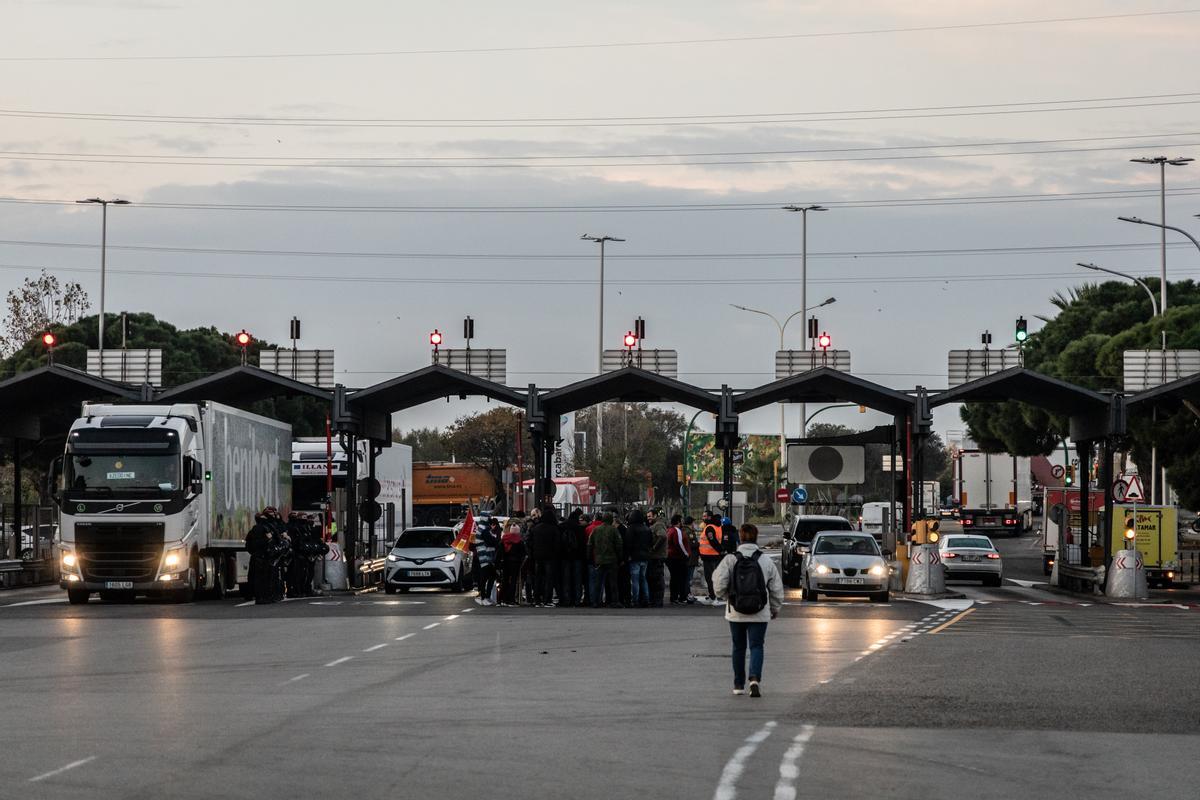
[67,454,181,492]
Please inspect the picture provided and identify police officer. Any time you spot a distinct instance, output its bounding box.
[287,513,327,598]
[245,510,276,604]
[261,507,290,602]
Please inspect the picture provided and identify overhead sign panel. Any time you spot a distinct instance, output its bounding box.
[86,348,163,386]
[259,349,335,388]
[775,349,850,379]
[787,444,865,484]
[601,348,678,379]
[947,349,1022,386]
[432,348,506,383]
[1122,349,1200,392]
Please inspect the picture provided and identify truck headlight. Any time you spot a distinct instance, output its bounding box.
[62,551,77,569]
[164,551,182,569]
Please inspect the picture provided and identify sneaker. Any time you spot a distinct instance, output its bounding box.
[749,681,761,698]
[474,597,483,605]
[481,599,494,607]
[733,687,745,696]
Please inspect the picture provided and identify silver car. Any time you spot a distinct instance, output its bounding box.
[939,534,1003,586]
[384,527,472,593]
[802,532,890,603]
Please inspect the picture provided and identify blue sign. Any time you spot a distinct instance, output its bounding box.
[791,486,808,505]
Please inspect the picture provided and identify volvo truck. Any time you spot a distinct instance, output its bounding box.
[54,402,291,603]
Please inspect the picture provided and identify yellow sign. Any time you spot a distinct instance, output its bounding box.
[1109,505,1176,566]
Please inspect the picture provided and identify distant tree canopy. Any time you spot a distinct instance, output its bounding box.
[1,270,90,357]
[960,279,1200,508]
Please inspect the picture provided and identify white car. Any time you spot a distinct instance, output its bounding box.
[384,527,472,593]
[939,534,1003,586]
[802,531,890,603]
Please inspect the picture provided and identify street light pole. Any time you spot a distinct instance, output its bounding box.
[783,205,828,438]
[1075,263,1158,316]
[76,197,130,367]
[581,234,624,463]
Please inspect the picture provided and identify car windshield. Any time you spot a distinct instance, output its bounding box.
[66,454,180,493]
[946,536,995,550]
[793,518,853,542]
[396,529,454,549]
[814,535,880,556]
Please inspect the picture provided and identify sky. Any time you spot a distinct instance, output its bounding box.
[1,0,1198,442]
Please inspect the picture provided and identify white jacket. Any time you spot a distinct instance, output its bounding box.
[713,544,785,623]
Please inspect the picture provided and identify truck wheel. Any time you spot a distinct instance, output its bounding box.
[67,589,89,605]
[171,568,196,603]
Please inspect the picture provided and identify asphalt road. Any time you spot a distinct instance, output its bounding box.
[1,537,1196,800]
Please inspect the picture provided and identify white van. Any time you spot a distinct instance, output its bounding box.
[860,501,901,541]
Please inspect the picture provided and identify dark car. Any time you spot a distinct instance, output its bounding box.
[782,515,855,587]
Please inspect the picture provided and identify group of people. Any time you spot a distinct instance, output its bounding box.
[244,507,329,604]
[470,507,744,609]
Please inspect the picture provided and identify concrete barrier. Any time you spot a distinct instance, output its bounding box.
[1105,548,1148,599]
[905,544,945,594]
[888,561,904,592]
[322,543,348,592]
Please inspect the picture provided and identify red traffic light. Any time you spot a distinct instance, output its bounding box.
[429,329,443,346]
[235,330,252,347]
[623,331,637,348]
[817,331,832,349]
[41,332,56,348]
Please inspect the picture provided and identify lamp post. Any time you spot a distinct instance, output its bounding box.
[1126,156,1192,340]
[730,298,836,514]
[581,234,624,463]
[76,197,130,366]
[782,205,828,439]
[1075,262,1159,316]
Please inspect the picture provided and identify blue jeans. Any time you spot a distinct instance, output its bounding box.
[729,621,768,688]
[629,560,649,606]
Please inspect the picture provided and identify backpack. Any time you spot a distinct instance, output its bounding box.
[728,551,768,615]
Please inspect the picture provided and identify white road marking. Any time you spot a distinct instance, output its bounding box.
[395,633,416,641]
[461,607,475,613]
[236,600,255,607]
[28,756,96,783]
[282,674,310,684]
[363,643,388,652]
[443,614,460,621]
[911,598,974,611]
[423,622,440,630]
[1006,578,1045,588]
[4,597,69,607]
[773,724,816,800]
[324,656,353,667]
[713,721,777,800]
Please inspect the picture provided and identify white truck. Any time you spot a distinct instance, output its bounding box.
[291,438,413,556]
[955,450,1033,536]
[54,402,291,603]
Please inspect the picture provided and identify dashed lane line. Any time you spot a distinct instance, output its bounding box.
[423,622,441,630]
[324,656,353,667]
[713,721,777,800]
[363,643,388,652]
[395,633,416,641]
[773,725,816,800]
[281,674,310,685]
[28,756,97,783]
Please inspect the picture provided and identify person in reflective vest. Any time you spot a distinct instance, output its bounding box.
[699,512,725,603]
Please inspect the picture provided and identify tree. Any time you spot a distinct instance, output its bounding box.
[1,270,90,356]
[960,279,1200,508]
[444,408,529,510]
[574,404,687,507]
[393,427,451,462]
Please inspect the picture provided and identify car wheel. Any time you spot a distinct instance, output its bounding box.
[801,581,817,601]
[67,588,89,605]
[384,584,397,595]
[869,591,890,603]
[986,575,1002,587]
[398,587,410,593]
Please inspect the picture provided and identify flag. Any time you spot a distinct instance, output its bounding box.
[452,508,476,553]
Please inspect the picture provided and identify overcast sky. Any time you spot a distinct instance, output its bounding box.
[1,0,1197,440]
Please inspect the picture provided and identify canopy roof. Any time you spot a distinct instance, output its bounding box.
[930,367,1109,417]
[0,364,141,438]
[735,367,915,417]
[155,365,332,406]
[540,367,720,416]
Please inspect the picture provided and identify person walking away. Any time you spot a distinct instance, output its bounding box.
[244,510,275,604]
[698,512,725,604]
[530,506,562,606]
[665,514,691,604]
[713,524,784,697]
[625,509,653,608]
[647,509,669,608]
[474,518,500,605]
[498,522,526,606]
[684,516,700,604]
[559,509,586,607]
[587,512,622,608]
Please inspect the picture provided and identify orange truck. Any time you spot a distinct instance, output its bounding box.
[412,462,497,526]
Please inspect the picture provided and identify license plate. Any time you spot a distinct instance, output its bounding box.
[408,570,432,577]
[105,581,133,589]
[980,517,999,526]
[838,577,865,584]
[963,555,981,562]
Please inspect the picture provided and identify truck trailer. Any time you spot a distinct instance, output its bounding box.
[412,462,496,526]
[955,450,1033,536]
[54,402,291,603]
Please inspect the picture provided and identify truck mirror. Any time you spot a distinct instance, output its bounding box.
[45,455,63,501]
[184,456,204,493]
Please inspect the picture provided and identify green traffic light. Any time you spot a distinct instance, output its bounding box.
[1015,316,1028,342]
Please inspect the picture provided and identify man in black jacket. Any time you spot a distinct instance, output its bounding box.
[244,510,276,604]
[529,506,562,607]
[624,509,654,608]
[559,509,587,607]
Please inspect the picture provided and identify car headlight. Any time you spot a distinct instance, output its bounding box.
[815,563,831,575]
[439,553,457,562]
[869,564,886,576]
[386,553,400,562]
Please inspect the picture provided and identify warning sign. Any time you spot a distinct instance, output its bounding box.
[1122,475,1145,502]
[1110,504,1176,568]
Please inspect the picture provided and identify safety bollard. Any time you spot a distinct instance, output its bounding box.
[1104,548,1148,599]
[905,544,945,595]
[322,543,348,591]
[888,561,904,592]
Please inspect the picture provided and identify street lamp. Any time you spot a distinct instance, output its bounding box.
[76,197,131,364]
[581,233,624,462]
[1075,262,1159,316]
[1126,157,1192,330]
[783,205,829,442]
